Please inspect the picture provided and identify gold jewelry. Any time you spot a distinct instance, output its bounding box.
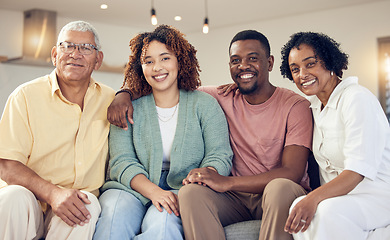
[157,104,178,122]
[196,172,201,177]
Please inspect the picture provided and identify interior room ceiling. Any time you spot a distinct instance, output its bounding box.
[0,0,386,34]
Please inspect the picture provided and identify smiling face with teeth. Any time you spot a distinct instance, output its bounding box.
[229,39,275,104]
[52,30,103,88]
[141,40,179,97]
[288,44,340,104]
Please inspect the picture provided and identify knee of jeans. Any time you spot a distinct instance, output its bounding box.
[0,185,37,211]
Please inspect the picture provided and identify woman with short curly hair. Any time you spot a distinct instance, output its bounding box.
[282,32,390,240]
[93,25,233,240]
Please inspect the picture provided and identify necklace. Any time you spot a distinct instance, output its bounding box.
[157,104,178,122]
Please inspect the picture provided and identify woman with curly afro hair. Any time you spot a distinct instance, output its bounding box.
[93,25,233,240]
[282,32,390,240]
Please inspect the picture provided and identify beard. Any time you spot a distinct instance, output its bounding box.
[237,80,258,95]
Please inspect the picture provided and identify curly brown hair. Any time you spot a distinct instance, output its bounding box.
[121,25,201,96]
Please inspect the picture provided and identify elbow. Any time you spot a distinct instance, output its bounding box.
[0,159,21,183]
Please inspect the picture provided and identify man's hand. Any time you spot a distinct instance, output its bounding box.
[217,83,239,96]
[182,167,231,193]
[107,92,134,130]
[48,188,92,227]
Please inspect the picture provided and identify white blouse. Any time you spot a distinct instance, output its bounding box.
[309,76,390,185]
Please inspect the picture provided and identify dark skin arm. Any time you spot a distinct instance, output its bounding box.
[284,170,363,234]
[183,145,309,194]
[107,91,143,130]
[0,158,91,227]
[107,85,236,129]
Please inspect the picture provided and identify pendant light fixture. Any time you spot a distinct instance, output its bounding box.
[151,0,158,26]
[203,0,209,34]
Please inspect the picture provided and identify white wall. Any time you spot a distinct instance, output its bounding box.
[188,0,390,97]
[1,1,390,114]
[0,9,144,113]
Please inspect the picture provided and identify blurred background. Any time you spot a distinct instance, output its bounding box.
[1,0,390,118]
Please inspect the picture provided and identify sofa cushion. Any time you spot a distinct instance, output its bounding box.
[224,220,261,240]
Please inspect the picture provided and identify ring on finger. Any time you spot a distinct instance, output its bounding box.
[196,172,201,177]
[300,219,306,224]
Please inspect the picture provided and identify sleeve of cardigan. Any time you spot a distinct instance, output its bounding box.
[198,95,233,176]
[108,122,149,189]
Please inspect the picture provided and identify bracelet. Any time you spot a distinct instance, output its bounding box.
[115,89,133,100]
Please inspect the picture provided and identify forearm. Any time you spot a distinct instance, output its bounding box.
[130,174,161,199]
[0,158,60,203]
[228,166,304,194]
[305,170,364,204]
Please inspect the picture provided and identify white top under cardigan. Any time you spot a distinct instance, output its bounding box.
[309,76,390,185]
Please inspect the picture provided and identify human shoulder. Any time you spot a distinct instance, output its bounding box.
[338,77,378,109]
[186,90,220,107]
[274,87,310,108]
[276,87,307,101]
[9,74,51,99]
[95,81,115,96]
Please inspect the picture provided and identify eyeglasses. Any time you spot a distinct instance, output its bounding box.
[58,42,98,55]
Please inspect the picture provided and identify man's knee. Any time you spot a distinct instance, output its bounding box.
[179,184,205,203]
[263,178,305,207]
[81,191,101,224]
[178,184,214,213]
[0,185,39,213]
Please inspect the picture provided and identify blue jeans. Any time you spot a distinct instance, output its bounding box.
[93,171,183,240]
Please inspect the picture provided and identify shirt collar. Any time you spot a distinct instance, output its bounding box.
[49,70,102,97]
[309,76,358,110]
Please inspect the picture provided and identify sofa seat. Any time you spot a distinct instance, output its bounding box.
[224,220,261,240]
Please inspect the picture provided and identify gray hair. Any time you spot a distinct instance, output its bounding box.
[57,21,101,50]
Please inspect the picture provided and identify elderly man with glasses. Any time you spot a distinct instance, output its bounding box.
[0,21,114,240]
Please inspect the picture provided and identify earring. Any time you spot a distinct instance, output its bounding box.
[331,71,334,76]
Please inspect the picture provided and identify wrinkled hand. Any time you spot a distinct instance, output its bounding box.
[217,83,239,96]
[182,167,230,192]
[284,196,318,234]
[149,189,180,216]
[107,92,134,130]
[48,188,91,227]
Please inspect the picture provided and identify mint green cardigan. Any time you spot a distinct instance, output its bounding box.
[102,90,233,205]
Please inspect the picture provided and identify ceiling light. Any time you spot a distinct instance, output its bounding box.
[203,0,209,34]
[100,4,108,10]
[203,18,209,34]
[151,0,157,25]
[174,16,182,21]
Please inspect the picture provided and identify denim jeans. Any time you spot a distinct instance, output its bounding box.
[93,170,183,240]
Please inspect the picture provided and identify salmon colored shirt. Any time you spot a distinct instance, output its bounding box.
[0,70,115,197]
[200,86,313,190]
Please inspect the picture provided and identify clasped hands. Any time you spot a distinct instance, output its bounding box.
[182,167,229,193]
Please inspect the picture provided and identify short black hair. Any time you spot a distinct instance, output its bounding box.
[280,32,348,81]
[229,30,271,57]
